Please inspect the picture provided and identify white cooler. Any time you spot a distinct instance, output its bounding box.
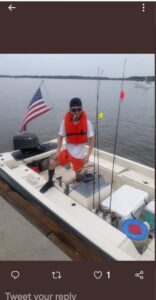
[101,185,149,223]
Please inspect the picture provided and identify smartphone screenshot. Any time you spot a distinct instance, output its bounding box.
[0,2,155,300]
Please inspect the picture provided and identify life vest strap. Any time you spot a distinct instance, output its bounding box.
[66,132,87,136]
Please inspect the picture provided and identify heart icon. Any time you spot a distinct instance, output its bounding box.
[93,271,103,279]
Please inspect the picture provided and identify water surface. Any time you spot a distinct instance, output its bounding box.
[0,78,154,167]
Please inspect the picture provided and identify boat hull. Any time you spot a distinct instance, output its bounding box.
[0,140,155,261]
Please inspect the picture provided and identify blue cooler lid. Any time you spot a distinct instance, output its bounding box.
[121,219,149,241]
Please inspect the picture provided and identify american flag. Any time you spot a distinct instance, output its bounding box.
[20,87,51,132]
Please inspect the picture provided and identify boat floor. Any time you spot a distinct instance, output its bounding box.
[39,163,154,202]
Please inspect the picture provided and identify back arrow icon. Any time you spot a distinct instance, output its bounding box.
[8,4,16,12]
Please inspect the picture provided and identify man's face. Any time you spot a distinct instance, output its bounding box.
[70,106,82,120]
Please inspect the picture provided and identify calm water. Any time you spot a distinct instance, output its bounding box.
[0,78,155,167]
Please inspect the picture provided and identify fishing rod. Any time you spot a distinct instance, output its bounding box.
[93,67,103,211]
[109,58,127,212]
[97,69,104,210]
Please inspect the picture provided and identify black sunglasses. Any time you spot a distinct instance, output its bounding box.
[70,107,82,113]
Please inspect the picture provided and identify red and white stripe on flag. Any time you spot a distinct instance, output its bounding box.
[20,87,51,132]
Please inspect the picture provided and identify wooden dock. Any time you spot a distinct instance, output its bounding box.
[0,178,107,261]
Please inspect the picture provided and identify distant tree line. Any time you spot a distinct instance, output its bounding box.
[0,75,154,81]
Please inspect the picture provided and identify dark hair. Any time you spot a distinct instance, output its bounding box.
[69,98,82,108]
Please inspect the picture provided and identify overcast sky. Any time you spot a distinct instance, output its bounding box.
[0,54,154,77]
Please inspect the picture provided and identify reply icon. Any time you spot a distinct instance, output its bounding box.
[11,271,20,280]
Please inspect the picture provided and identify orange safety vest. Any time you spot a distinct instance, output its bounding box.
[64,111,88,144]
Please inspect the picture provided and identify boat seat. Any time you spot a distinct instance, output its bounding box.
[55,162,95,186]
[55,165,76,185]
[119,169,154,190]
[89,155,126,175]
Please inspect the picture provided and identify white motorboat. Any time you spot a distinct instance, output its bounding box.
[134,80,154,88]
[0,132,155,261]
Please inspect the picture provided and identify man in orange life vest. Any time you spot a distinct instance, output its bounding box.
[40,98,94,193]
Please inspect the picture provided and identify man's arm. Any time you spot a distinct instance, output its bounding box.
[84,135,94,163]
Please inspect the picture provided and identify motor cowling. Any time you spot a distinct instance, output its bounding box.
[13,132,40,152]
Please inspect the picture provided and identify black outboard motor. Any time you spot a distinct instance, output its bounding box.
[13,132,41,153]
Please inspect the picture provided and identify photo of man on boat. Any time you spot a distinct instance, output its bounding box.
[0,54,154,261]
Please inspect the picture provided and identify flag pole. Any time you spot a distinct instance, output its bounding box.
[109,58,127,212]
[39,80,44,89]
[42,80,53,111]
